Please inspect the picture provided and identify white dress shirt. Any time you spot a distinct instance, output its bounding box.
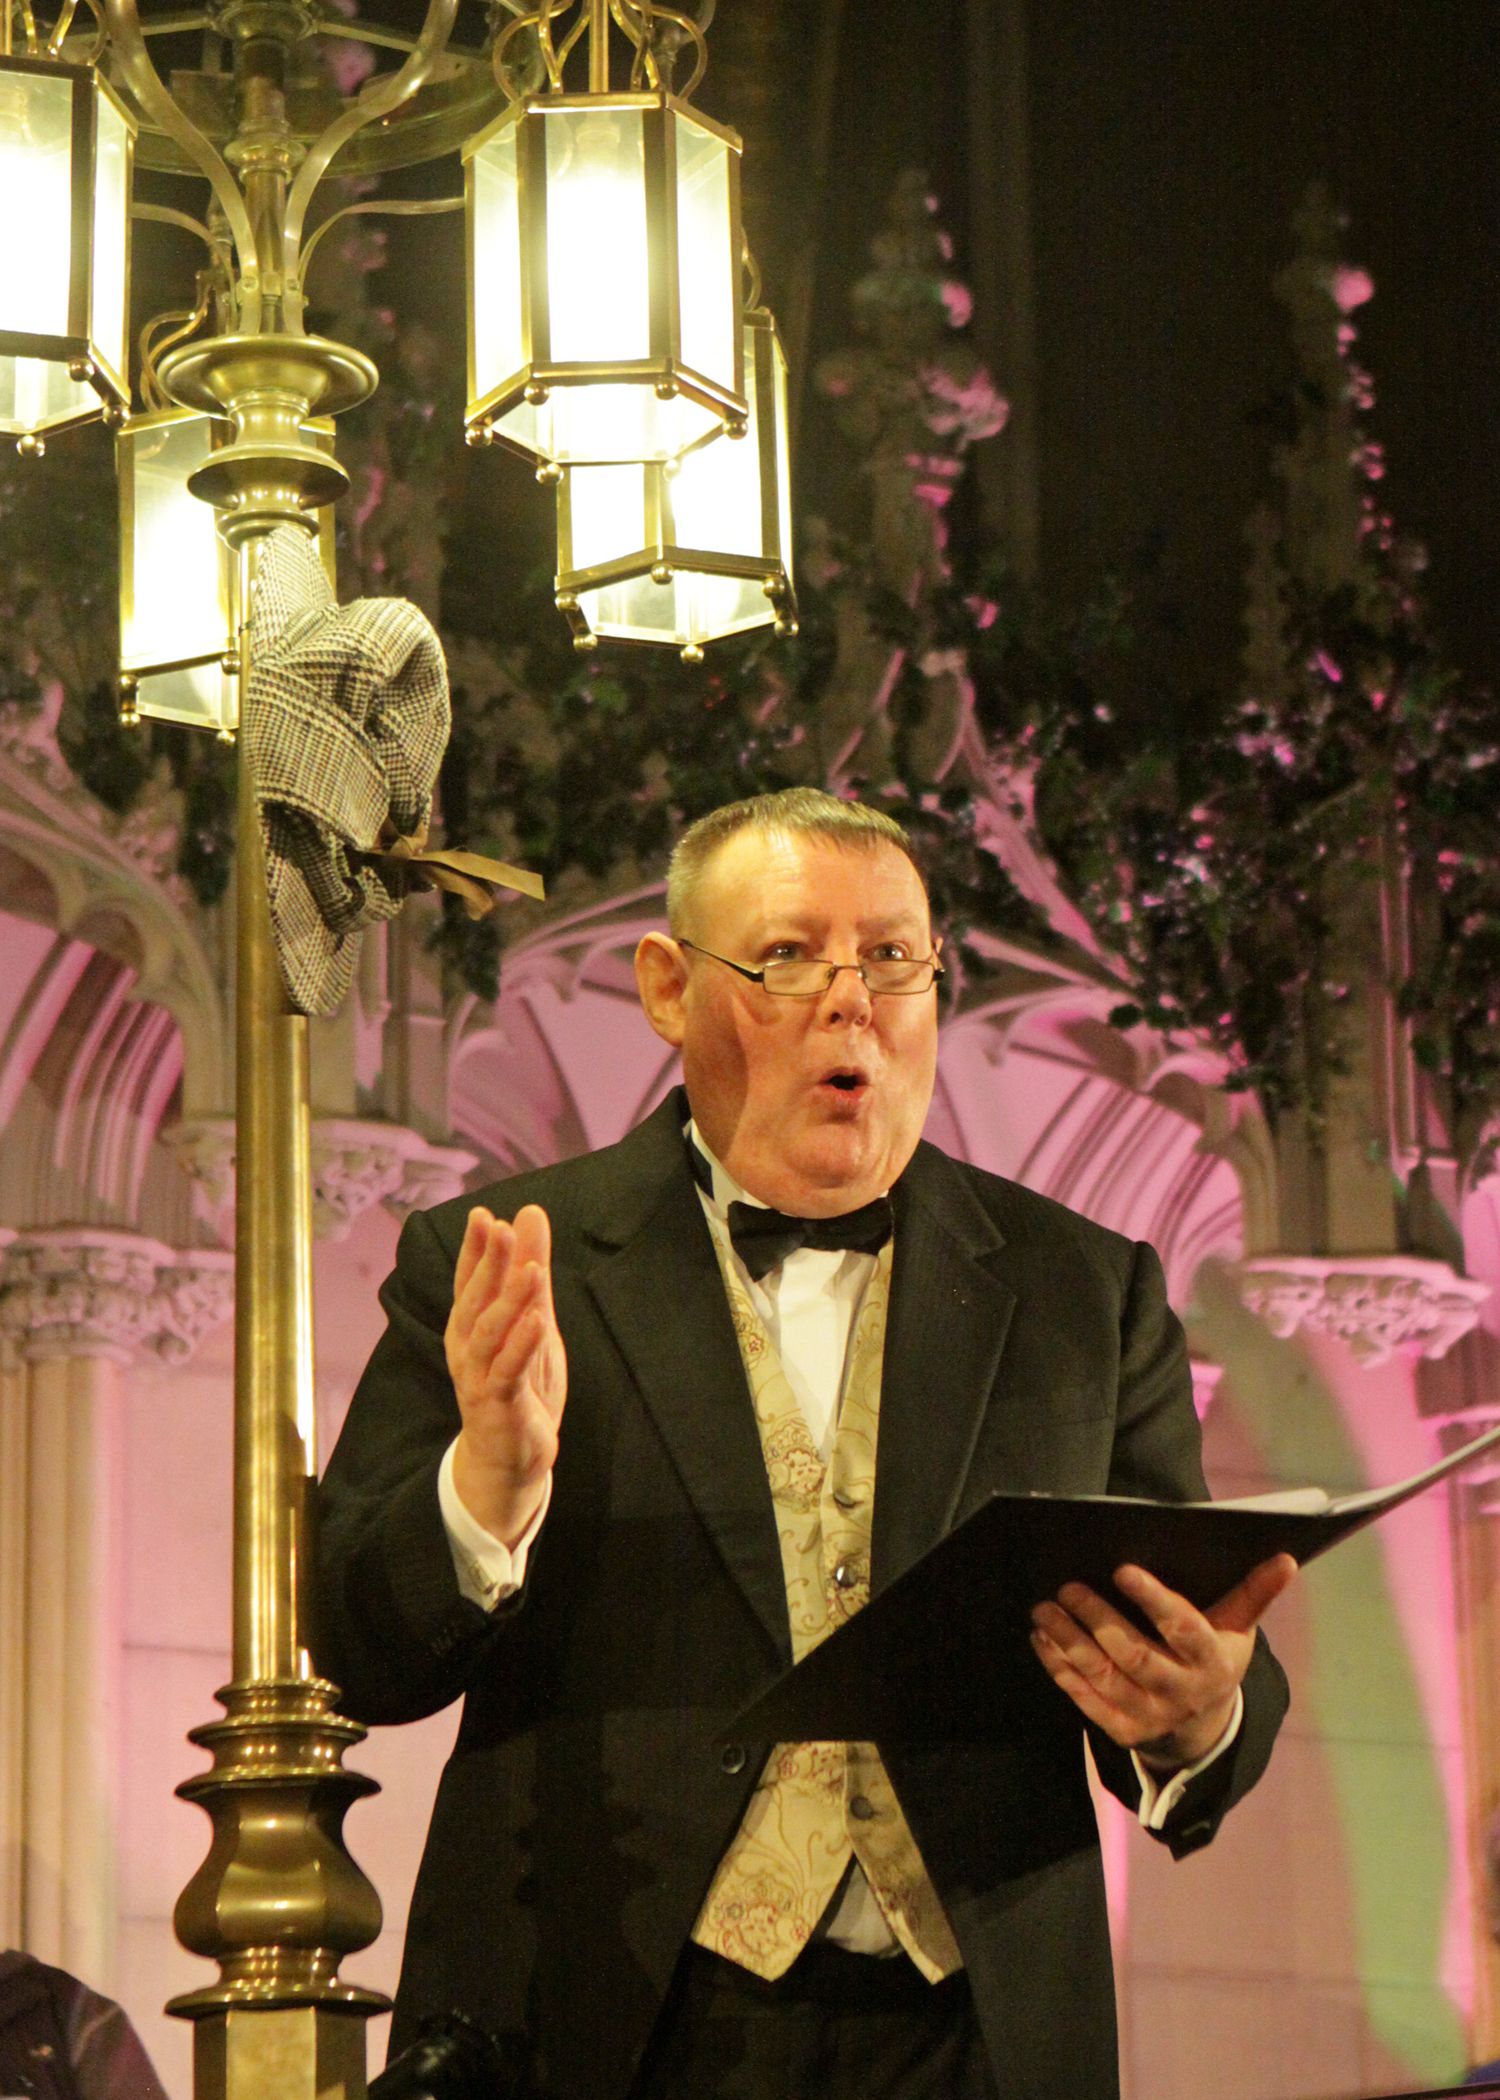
[438,1122,1243,1946]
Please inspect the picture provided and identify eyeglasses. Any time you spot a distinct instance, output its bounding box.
[677,940,945,998]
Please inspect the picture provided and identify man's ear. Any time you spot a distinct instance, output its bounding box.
[635,933,688,1047]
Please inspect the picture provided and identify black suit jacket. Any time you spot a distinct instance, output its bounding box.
[315,1091,1288,2100]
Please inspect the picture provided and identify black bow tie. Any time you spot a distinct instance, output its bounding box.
[725,1196,894,1282]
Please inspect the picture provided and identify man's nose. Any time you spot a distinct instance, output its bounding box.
[818,962,874,1021]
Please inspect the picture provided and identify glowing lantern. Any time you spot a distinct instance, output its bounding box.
[0,54,133,453]
[465,91,745,466]
[117,411,337,734]
[554,305,795,660]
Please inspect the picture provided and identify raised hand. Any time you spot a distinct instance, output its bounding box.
[1028,1552,1296,1767]
[444,1203,568,1547]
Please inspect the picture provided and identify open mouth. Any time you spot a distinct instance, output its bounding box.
[822,1069,868,1094]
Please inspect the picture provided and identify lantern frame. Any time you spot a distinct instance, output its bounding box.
[463,88,747,467]
[0,51,135,446]
[554,303,796,661]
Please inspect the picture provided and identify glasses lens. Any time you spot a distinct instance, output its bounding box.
[863,958,933,993]
[758,958,936,995]
[760,959,832,995]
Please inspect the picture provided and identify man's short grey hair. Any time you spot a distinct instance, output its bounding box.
[666,788,919,936]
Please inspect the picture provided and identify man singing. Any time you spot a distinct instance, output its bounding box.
[316,787,1292,2100]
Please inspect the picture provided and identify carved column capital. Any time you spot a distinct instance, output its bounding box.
[152,1251,236,1365]
[1238,1253,1490,1368]
[311,1120,479,1240]
[0,1228,232,1366]
[164,1117,479,1242]
[161,1119,239,1214]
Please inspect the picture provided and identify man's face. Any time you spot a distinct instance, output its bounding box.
[637,829,940,1215]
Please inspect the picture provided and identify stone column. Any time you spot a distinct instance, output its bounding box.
[1416,1327,1500,2058]
[0,1229,232,1985]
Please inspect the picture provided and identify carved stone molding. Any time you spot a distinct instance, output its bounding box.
[161,1119,239,1214]
[313,1120,479,1239]
[152,1251,237,1365]
[0,1228,233,1366]
[1238,1254,1490,1368]
[165,1117,478,1241]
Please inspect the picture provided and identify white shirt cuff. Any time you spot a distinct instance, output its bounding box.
[1132,1686,1244,1831]
[437,1439,552,1611]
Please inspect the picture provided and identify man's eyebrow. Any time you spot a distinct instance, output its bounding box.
[743,910,929,944]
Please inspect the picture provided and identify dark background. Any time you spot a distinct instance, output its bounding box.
[364,2,1498,701]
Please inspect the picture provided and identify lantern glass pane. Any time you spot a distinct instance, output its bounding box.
[0,69,73,341]
[673,115,735,395]
[568,463,648,572]
[471,123,523,405]
[120,414,231,674]
[672,413,760,560]
[520,382,720,467]
[0,358,86,432]
[544,106,650,364]
[90,88,129,384]
[580,571,769,648]
[134,663,236,734]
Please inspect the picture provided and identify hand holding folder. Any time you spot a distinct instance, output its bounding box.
[734,1418,1500,1746]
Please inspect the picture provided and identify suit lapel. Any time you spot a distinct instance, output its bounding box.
[872,1146,1017,1591]
[581,1100,791,1663]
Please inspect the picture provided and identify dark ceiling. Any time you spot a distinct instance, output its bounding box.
[132,1,1499,701]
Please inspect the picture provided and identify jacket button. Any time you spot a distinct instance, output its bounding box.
[849,1794,876,1821]
[720,1742,747,1775]
[832,1560,860,1590]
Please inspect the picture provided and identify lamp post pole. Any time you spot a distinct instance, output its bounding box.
[94,6,458,2097]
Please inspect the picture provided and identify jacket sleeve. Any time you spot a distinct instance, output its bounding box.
[1085,1238,1290,1851]
[313,1206,521,1725]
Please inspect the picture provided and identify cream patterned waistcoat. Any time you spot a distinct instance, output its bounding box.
[690,1232,962,1982]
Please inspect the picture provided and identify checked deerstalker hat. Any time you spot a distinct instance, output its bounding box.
[245,525,539,1017]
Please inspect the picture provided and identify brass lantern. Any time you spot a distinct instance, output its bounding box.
[465,90,745,466]
[117,410,337,734]
[555,304,795,661]
[0,54,133,453]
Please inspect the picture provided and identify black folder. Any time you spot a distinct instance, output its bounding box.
[733,1419,1500,1745]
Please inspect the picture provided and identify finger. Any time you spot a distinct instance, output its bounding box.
[510,1206,559,1332]
[1107,1567,1223,1671]
[1206,1552,1298,1635]
[1030,1627,1143,1742]
[1048,1582,1189,1691]
[468,1249,547,1372]
[482,1297,553,1410]
[511,1202,553,1276]
[453,1207,493,1307]
[447,1213,505,1367]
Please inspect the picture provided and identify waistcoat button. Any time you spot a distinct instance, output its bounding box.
[719,1742,747,1775]
[832,1488,859,1510]
[832,1560,860,1590]
[849,1794,876,1821]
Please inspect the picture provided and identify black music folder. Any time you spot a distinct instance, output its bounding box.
[733,1418,1500,1745]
